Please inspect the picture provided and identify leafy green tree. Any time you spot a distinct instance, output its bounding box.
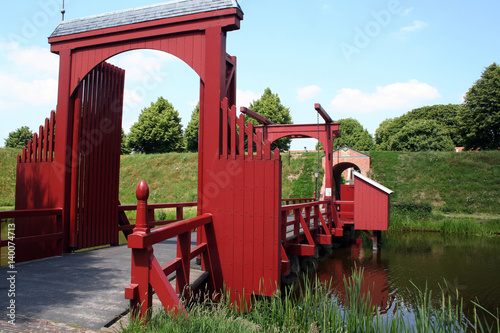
[375,104,465,150]
[460,63,500,150]
[4,126,33,148]
[375,118,403,150]
[120,128,131,155]
[388,119,455,152]
[246,88,293,151]
[128,97,184,154]
[333,118,374,151]
[403,104,465,147]
[184,104,199,152]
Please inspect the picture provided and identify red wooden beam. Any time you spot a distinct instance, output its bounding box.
[314,103,333,123]
[240,107,275,125]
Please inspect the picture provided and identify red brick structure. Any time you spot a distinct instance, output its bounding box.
[319,146,371,199]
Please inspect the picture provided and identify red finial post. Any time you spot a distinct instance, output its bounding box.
[135,180,150,233]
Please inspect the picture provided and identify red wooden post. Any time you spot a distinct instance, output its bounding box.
[69,88,82,250]
[128,180,153,320]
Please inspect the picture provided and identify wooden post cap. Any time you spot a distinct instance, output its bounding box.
[136,180,149,201]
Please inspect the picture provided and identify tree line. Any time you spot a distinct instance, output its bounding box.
[5,63,499,152]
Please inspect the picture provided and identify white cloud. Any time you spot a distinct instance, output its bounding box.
[330,80,441,114]
[4,44,58,76]
[236,89,261,109]
[108,50,174,82]
[0,72,57,107]
[400,20,427,33]
[296,85,323,101]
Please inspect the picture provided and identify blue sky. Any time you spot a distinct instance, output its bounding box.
[1,0,499,150]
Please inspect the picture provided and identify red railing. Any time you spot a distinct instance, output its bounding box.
[125,181,219,322]
[118,202,197,233]
[281,201,335,254]
[0,208,64,263]
[281,198,316,205]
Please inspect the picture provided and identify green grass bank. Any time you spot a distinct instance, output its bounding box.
[370,150,500,234]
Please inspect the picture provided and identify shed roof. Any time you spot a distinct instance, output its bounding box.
[333,146,370,158]
[353,171,394,194]
[50,0,242,38]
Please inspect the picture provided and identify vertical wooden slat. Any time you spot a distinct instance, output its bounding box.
[112,66,125,244]
[243,161,254,296]
[78,77,89,248]
[95,63,107,246]
[82,69,94,248]
[253,160,264,292]
[32,134,38,162]
[237,115,245,160]
[27,139,33,163]
[49,111,55,161]
[38,126,43,163]
[44,118,50,162]
[255,131,262,160]
[233,160,244,296]
[246,122,253,160]
[229,105,237,159]
[221,99,228,158]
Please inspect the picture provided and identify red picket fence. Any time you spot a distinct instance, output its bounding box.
[18,111,56,164]
[125,181,221,321]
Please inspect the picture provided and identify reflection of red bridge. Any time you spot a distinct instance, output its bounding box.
[317,240,395,315]
[0,0,393,320]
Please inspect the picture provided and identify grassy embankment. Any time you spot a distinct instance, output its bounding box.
[1,148,499,233]
[370,150,500,234]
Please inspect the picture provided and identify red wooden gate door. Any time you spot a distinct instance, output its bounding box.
[70,62,125,250]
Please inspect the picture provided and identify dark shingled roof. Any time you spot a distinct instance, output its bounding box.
[50,0,242,38]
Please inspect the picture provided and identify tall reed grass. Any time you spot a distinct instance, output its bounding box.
[122,267,499,332]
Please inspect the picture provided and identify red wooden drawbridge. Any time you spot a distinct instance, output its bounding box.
[0,0,393,320]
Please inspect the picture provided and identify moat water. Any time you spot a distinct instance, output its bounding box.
[317,231,500,325]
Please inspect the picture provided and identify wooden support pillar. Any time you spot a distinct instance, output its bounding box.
[54,48,73,252]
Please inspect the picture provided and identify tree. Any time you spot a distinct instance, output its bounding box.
[120,128,131,155]
[375,118,402,150]
[460,63,500,150]
[375,104,466,150]
[388,119,455,152]
[4,126,33,148]
[333,118,374,151]
[246,88,293,151]
[184,104,199,152]
[127,97,184,154]
[403,104,465,147]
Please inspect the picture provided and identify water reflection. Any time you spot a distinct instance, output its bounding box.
[316,232,500,323]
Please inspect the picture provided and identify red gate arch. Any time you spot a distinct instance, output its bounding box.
[14,1,242,260]
[244,104,341,200]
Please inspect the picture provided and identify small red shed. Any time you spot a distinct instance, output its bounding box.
[353,171,394,231]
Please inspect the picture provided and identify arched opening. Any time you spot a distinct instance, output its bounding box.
[282,137,324,201]
[333,162,361,199]
[106,49,200,138]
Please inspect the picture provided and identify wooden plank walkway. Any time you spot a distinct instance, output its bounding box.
[0,234,198,331]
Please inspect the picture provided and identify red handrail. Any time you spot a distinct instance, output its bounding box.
[125,181,218,322]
